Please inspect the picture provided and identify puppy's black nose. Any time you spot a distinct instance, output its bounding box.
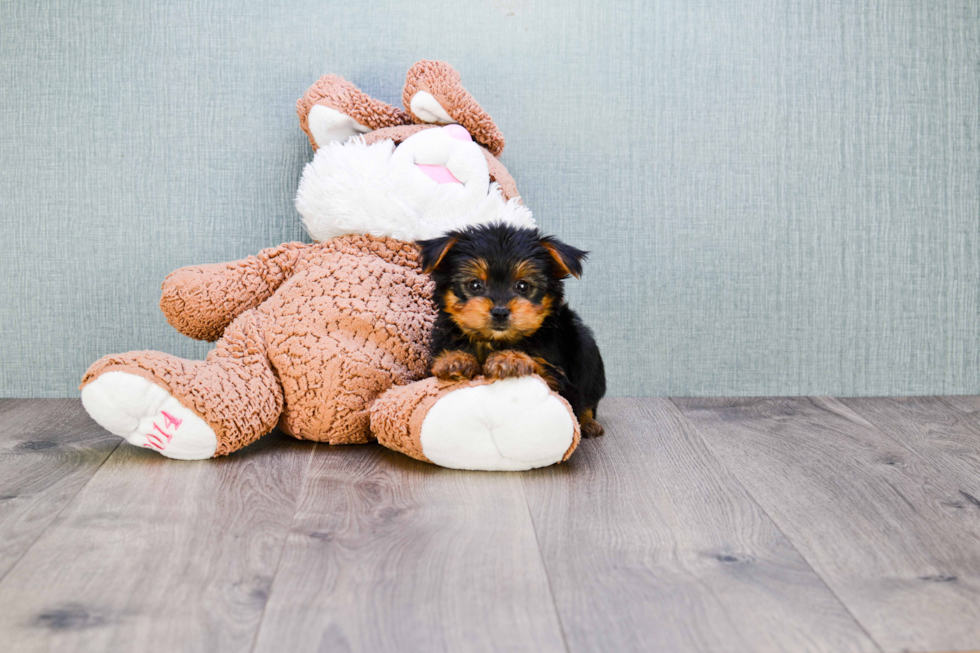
[490,306,510,320]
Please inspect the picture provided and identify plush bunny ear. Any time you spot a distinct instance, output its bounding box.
[297,74,414,151]
[403,61,505,156]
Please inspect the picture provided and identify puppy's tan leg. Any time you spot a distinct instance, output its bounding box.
[431,350,480,381]
[579,408,605,438]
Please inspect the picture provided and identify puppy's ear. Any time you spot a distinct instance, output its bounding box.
[541,237,588,279]
[417,236,457,274]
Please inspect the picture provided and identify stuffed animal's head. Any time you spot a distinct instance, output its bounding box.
[294,61,534,242]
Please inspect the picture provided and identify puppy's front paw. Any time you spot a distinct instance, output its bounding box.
[431,350,481,381]
[484,350,537,380]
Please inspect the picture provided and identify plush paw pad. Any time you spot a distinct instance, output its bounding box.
[81,372,217,460]
[419,376,575,471]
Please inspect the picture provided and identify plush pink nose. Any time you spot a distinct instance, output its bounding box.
[443,124,472,142]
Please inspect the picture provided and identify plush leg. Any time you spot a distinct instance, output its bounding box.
[371,375,580,471]
[80,310,283,459]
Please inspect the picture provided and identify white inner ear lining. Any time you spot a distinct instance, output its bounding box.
[410,91,457,124]
[308,104,371,148]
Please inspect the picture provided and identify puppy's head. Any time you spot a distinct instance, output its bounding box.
[418,224,587,342]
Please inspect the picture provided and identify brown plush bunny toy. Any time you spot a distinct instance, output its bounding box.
[81,61,580,471]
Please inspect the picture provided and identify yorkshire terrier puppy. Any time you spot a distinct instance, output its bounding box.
[417,223,606,438]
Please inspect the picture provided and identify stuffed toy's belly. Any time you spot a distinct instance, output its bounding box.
[258,237,436,444]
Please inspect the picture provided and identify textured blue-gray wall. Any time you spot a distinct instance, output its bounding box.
[1,0,978,398]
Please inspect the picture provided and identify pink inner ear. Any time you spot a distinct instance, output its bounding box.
[416,163,462,184]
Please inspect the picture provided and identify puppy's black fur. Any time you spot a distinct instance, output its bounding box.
[417,223,606,437]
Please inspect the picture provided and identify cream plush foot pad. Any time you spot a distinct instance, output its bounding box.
[81,371,217,460]
[420,376,575,471]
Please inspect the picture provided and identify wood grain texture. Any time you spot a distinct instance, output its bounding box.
[251,444,566,653]
[521,397,877,653]
[673,397,980,653]
[0,422,312,653]
[3,397,980,651]
[0,399,119,581]
[841,396,980,500]
[941,395,980,426]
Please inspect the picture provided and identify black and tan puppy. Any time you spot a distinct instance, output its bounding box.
[417,223,606,437]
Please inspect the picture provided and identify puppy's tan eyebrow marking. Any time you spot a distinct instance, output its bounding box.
[512,260,542,280]
[457,258,488,282]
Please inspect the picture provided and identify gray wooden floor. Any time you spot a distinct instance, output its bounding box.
[0,398,979,653]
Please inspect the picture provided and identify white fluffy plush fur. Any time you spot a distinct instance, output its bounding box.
[295,133,535,242]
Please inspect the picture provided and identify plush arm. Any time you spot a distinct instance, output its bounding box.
[160,242,311,341]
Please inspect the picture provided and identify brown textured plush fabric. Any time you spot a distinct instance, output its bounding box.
[403,60,506,156]
[160,242,309,342]
[371,375,581,464]
[370,376,450,462]
[361,124,437,147]
[297,74,413,151]
[296,62,505,157]
[83,235,438,454]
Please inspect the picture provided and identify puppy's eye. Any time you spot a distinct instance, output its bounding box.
[515,280,531,295]
[467,280,484,293]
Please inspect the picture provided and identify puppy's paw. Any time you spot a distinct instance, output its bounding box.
[579,409,605,438]
[431,350,481,381]
[581,418,605,438]
[484,350,537,380]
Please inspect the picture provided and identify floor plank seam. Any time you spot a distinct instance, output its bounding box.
[667,397,887,653]
[0,437,123,587]
[247,442,319,653]
[520,475,572,653]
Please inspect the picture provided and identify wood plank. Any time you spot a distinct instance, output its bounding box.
[673,397,980,653]
[0,399,119,580]
[0,425,311,652]
[252,444,567,653]
[939,395,980,428]
[841,397,980,502]
[522,397,876,653]
[938,395,980,414]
